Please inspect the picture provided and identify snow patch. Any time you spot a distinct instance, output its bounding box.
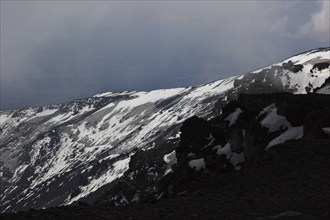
[67,157,131,204]
[188,158,205,171]
[163,150,177,175]
[93,91,135,98]
[12,165,29,182]
[213,143,245,167]
[322,127,330,135]
[214,143,231,158]
[183,76,237,102]
[116,88,187,109]
[260,104,291,132]
[266,126,303,150]
[0,112,13,127]
[34,109,58,118]
[282,50,330,65]
[225,108,243,127]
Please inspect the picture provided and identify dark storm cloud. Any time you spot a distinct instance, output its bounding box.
[1,1,329,110]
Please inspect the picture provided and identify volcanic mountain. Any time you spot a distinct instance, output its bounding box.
[0,48,329,213]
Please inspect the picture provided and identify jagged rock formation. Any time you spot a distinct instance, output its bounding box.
[159,93,330,197]
[97,93,330,205]
[0,48,329,212]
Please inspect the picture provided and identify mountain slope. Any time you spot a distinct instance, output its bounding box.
[2,94,330,220]
[0,48,329,213]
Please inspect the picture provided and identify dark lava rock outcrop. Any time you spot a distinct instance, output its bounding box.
[159,93,330,198]
[93,93,330,207]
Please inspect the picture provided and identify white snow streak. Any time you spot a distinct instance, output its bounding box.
[225,108,243,127]
[68,157,131,204]
[266,126,303,150]
[260,104,291,132]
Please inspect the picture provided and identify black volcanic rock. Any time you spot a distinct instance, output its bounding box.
[310,61,330,72]
[158,93,330,199]
[304,108,330,138]
[176,116,212,161]
[282,60,304,73]
[92,93,330,207]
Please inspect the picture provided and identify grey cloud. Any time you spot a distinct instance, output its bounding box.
[297,1,330,42]
[1,1,329,110]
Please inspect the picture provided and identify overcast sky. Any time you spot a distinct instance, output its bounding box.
[1,1,329,110]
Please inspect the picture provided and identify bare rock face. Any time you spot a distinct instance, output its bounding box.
[176,116,212,162]
[228,126,244,153]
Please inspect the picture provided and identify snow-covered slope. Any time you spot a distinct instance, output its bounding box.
[0,48,329,212]
[0,78,237,212]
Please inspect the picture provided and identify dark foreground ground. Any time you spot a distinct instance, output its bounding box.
[2,138,330,220]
